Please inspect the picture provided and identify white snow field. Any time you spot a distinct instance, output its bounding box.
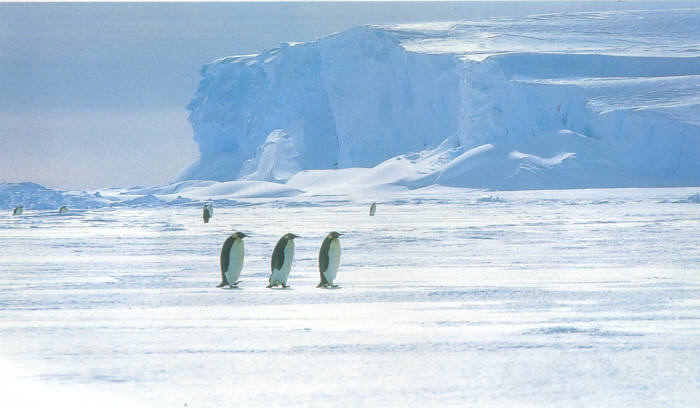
[1,187,699,407]
[178,8,700,189]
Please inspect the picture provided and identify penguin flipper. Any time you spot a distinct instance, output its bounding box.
[319,237,331,286]
[271,239,287,272]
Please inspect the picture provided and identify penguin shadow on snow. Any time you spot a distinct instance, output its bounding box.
[318,285,342,290]
[220,285,244,290]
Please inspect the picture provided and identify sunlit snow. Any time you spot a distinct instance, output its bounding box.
[1,187,699,407]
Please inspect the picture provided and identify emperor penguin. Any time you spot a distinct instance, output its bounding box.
[317,231,343,288]
[58,206,68,214]
[369,202,376,216]
[207,203,214,217]
[268,233,299,288]
[13,206,24,216]
[218,232,248,288]
[202,204,211,223]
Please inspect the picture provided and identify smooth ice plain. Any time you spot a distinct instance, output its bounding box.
[1,187,699,407]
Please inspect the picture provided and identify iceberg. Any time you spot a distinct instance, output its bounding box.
[180,9,699,190]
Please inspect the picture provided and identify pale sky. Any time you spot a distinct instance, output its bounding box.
[0,1,691,190]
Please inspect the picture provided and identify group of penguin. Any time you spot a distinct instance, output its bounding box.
[11,201,376,289]
[12,206,68,215]
[212,201,375,289]
[218,231,342,289]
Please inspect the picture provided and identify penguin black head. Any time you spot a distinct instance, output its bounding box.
[328,231,343,239]
[233,232,249,239]
[284,233,300,240]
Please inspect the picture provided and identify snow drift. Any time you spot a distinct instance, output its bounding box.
[178,9,700,190]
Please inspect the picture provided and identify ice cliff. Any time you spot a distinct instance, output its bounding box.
[178,9,700,189]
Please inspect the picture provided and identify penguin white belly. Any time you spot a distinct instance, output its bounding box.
[323,239,341,285]
[224,239,244,284]
[271,241,294,285]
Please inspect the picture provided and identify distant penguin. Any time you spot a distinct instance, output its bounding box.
[207,203,214,217]
[369,202,376,216]
[58,206,68,214]
[202,204,211,223]
[317,231,343,288]
[13,206,24,216]
[218,232,248,288]
[268,233,299,288]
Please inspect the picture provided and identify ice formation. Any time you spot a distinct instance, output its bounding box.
[179,9,700,190]
[0,182,109,210]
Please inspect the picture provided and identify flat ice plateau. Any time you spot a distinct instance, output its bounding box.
[1,187,699,407]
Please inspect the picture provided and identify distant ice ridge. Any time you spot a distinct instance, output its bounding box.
[0,183,108,210]
[179,8,700,190]
[1,182,698,209]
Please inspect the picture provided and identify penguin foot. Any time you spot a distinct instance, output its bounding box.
[266,284,273,288]
[216,282,226,288]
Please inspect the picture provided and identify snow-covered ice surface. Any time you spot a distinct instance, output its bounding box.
[1,187,699,407]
